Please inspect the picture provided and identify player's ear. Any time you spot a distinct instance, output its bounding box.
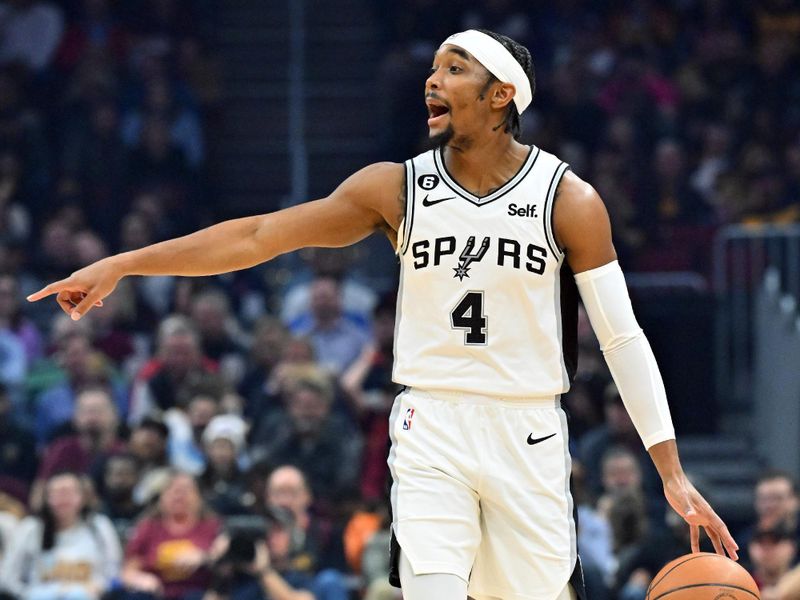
[491,82,516,111]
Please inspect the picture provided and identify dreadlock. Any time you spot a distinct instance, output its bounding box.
[475,29,536,140]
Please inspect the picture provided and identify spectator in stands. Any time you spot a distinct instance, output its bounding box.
[126,116,192,213]
[165,387,221,474]
[614,507,689,600]
[572,461,613,600]
[59,98,131,240]
[0,272,41,363]
[0,0,64,72]
[747,523,797,597]
[206,509,314,600]
[0,68,50,197]
[0,470,122,599]
[122,76,205,168]
[251,375,362,506]
[259,502,347,600]
[0,150,32,247]
[31,215,78,282]
[198,413,254,516]
[599,446,664,528]
[238,316,289,420]
[340,293,399,501]
[578,383,663,515]
[129,315,215,424]
[33,385,125,506]
[118,207,175,327]
[0,489,24,564]
[98,452,144,545]
[127,415,171,506]
[0,318,25,396]
[738,469,800,563]
[280,247,378,329]
[252,339,317,420]
[34,330,126,444]
[189,288,247,385]
[266,465,347,573]
[121,470,221,600]
[286,275,372,375]
[608,490,650,597]
[0,381,35,494]
[690,123,732,206]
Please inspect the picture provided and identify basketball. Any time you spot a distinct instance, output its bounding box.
[646,552,760,600]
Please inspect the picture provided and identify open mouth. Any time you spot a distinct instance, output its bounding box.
[427,101,450,125]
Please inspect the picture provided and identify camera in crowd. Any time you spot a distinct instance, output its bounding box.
[209,506,296,593]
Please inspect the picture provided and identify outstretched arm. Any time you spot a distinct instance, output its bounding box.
[554,170,738,560]
[28,162,405,319]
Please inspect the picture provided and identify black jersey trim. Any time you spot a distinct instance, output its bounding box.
[543,161,569,257]
[400,159,417,255]
[559,261,579,384]
[433,146,540,207]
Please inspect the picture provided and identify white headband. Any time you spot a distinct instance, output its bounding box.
[441,30,532,114]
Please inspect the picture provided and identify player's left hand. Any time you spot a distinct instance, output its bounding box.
[662,472,739,560]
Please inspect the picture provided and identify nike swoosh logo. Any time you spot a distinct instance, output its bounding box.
[422,195,456,207]
[527,432,556,445]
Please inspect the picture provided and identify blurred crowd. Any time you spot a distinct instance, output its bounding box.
[376,0,800,274]
[0,0,798,599]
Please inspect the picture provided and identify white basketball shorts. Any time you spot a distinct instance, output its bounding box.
[388,387,581,600]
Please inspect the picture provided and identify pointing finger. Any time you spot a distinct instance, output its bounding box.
[27,281,70,302]
[690,524,699,553]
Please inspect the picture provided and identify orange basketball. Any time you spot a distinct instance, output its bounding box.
[646,552,760,600]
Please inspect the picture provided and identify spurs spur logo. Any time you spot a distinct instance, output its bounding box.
[453,236,490,281]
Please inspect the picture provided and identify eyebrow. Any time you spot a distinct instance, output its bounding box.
[447,48,470,60]
[435,47,471,61]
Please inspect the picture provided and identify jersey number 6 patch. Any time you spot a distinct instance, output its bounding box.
[450,291,488,345]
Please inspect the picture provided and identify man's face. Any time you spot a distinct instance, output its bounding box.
[161,333,200,375]
[756,478,798,525]
[105,456,138,495]
[749,535,796,575]
[602,454,641,494]
[60,336,92,378]
[129,427,166,462]
[425,45,500,146]
[310,279,341,323]
[75,390,117,436]
[267,467,311,518]
[288,387,329,435]
[191,298,227,338]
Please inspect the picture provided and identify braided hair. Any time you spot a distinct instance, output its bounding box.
[476,29,535,140]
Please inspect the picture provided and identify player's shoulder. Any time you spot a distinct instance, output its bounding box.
[342,161,405,194]
[355,161,405,180]
[554,170,607,222]
[552,169,613,254]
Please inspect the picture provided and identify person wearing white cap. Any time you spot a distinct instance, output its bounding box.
[30,28,737,600]
[199,414,254,516]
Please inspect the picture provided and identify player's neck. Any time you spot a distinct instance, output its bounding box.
[442,134,528,197]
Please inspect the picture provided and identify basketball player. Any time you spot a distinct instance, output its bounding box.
[29,30,737,600]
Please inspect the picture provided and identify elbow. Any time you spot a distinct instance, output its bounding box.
[601,328,644,354]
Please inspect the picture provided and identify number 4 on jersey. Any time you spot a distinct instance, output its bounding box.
[450,291,487,345]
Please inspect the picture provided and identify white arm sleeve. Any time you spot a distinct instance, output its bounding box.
[574,261,675,449]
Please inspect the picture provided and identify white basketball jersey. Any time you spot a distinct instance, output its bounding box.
[393,146,578,398]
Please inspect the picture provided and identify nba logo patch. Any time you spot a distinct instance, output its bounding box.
[403,408,415,430]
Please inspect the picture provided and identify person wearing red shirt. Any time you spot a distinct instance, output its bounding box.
[122,470,222,600]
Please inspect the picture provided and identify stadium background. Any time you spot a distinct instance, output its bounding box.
[0,0,798,599]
